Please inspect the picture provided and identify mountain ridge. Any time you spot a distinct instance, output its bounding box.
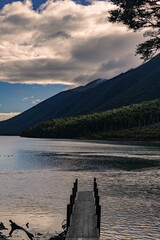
[21,98,160,140]
[0,53,160,135]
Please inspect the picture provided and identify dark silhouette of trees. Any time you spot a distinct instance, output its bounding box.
[108,0,160,61]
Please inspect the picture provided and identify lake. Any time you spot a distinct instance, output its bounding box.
[0,136,160,239]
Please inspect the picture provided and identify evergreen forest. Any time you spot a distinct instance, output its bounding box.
[21,99,160,140]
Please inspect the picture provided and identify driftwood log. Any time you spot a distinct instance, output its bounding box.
[0,219,66,240]
[0,222,8,231]
[9,220,34,240]
[0,222,8,240]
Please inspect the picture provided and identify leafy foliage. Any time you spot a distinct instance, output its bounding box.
[109,0,160,60]
[21,99,160,140]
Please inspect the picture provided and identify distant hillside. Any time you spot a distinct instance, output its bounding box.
[0,53,160,135]
[21,99,160,140]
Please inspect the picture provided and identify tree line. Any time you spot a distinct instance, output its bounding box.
[21,99,160,139]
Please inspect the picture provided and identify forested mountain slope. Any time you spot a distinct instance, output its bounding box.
[0,54,160,135]
[21,99,160,140]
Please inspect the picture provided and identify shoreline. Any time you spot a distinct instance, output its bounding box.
[1,133,160,142]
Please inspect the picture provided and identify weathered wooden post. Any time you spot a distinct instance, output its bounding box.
[93,178,101,235]
[70,195,73,214]
[74,179,78,194]
[67,204,71,229]
[72,188,76,204]
[94,188,98,198]
[94,178,97,192]
[96,205,101,234]
[67,179,78,229]
[74,182,76,193]
[95,195,99,206]
[72,188,74,203]
[75,179,78,191]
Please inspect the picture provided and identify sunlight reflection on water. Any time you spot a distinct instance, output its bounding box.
[0,136,160,239]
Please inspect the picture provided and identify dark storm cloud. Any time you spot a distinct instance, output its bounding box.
[0,58,86,84]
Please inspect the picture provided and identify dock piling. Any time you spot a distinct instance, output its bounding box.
[96,204,101,234]
[93,178,101,234]
[67,204,71,229]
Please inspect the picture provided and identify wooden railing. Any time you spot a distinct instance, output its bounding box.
[67,179,78,229]
[93,178,101,234]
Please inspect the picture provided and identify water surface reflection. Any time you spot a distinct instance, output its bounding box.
[0,137,160,239]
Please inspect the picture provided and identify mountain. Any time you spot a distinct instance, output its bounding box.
[21,99,160,140]
[0,53,160,135]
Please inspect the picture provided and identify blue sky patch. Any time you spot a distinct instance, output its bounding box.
[0,0,91,10]
[0,81,69,113]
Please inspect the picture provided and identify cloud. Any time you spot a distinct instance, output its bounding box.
[32,99,43,104]
[97,52,140,79]
[0,0,144,86]
[0,112,21,121]
[23,97,28,101]
[22,96,34,101]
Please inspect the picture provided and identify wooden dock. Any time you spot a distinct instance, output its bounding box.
[66,179,101,240]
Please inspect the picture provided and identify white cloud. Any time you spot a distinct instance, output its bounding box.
[22,97,28,101]
[32,99,42,104]
[22,96,34,101]
[0,112,21,121]
[0,0,144,86]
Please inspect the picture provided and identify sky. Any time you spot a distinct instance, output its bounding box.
[0,0,145,120]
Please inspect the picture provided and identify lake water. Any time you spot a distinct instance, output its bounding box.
[0,136,160,239]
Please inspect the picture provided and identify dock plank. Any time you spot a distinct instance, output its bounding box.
[66,191,99,240]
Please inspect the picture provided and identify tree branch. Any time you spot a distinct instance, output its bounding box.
[9,220,34,240]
